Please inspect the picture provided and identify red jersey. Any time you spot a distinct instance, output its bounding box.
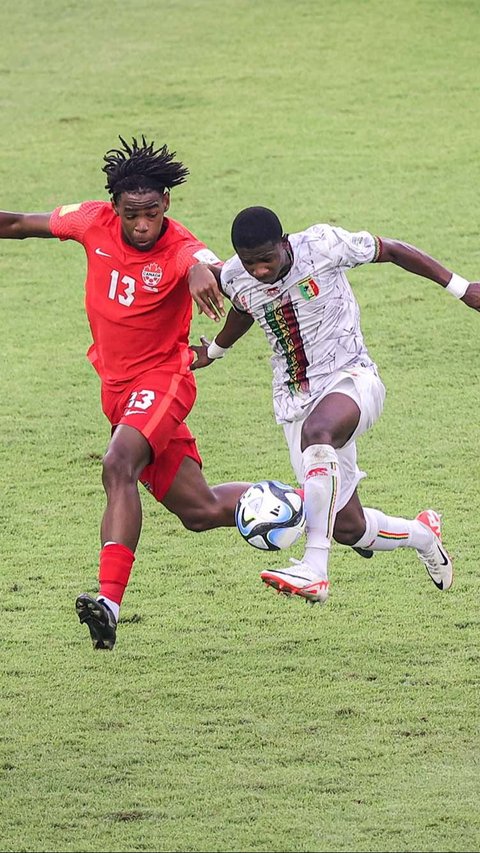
[49,201,219,386]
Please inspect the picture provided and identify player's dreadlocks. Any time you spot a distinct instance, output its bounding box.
[102,135,189,202]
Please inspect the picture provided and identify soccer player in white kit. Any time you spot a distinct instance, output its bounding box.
[190,206,480,603]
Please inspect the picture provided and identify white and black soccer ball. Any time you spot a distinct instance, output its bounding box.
[235,480,306,551]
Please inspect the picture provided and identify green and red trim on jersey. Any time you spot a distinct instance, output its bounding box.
[264,293,309,394]
[372,236,383,263]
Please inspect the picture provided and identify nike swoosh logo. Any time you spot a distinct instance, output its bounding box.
[436,545,449,566]
[95,248,112,257]
[429,544,449,589]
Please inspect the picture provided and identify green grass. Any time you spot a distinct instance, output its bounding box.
[1,0,480,850]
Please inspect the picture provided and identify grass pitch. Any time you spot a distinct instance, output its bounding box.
[1,1,479,851]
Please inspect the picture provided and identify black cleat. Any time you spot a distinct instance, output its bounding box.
[352,546,374,559]
[76,593,117,650]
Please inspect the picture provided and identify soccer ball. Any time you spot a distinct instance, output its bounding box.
[235,480,306,551]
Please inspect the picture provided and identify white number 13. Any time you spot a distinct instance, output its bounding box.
[108,270,136,306]
[126,390,156,410]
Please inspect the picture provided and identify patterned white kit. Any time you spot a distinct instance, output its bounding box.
[221,223,386,504]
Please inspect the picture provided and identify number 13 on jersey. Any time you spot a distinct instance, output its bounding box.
[109,269,136,306]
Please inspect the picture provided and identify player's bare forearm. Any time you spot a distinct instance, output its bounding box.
[189,262,225,321]
[376,237,453,285]
[377,237,480,311]
[190,308,254,371]
[0,211,54,239]
[214,307,254,348]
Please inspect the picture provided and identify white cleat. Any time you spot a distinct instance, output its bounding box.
[260,558,330,604]
[416,509,453,591]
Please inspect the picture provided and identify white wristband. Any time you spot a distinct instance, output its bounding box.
[446,273,469,299]
[207,339,229,359]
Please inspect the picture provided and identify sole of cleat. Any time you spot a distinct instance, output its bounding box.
[261,574,328,604]
[76,593,116,650]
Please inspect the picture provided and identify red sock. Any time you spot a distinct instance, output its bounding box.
[98,543,135,606]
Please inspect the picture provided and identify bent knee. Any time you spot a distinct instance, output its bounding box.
[301,425,335,448]
[177,500,225,532]
[180,514,208,533]
[333,516,366,546]
[102,448,138,485]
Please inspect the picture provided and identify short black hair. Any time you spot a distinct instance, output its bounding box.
[231,206,283,250]
[102,135,189,202]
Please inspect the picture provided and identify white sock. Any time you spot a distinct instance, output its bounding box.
[353,507,434,552]
[97,596,120,622]
[301,444,340,581]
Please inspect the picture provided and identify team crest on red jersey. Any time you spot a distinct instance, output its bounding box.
[142,262,163,291]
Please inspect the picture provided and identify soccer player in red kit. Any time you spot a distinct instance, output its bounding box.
[0,135,249,650]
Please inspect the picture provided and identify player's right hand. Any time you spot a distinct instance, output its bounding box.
[462,282,480,312]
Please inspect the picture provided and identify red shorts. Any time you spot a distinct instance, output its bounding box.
[101,369,202,502]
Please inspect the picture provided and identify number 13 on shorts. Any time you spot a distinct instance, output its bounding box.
[125,390,156,413]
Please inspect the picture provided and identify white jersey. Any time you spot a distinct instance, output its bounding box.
[220,223,381,424]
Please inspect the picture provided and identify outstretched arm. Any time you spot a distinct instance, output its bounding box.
[0,211,54,239]
[190,307,254,370]
[377,237,480,311]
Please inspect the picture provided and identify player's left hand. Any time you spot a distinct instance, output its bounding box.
[189,266,225,322]
[190,337,215,371]
[461,282,480,312]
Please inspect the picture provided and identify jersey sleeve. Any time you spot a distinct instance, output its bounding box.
[49,201,104,243]
[319,224,380,269]
[219,259,250,314]
[175,241,221,279]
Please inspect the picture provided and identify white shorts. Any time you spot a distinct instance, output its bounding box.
[283,366,386,511]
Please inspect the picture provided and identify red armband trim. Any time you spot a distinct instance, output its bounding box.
[372,236,383,263]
